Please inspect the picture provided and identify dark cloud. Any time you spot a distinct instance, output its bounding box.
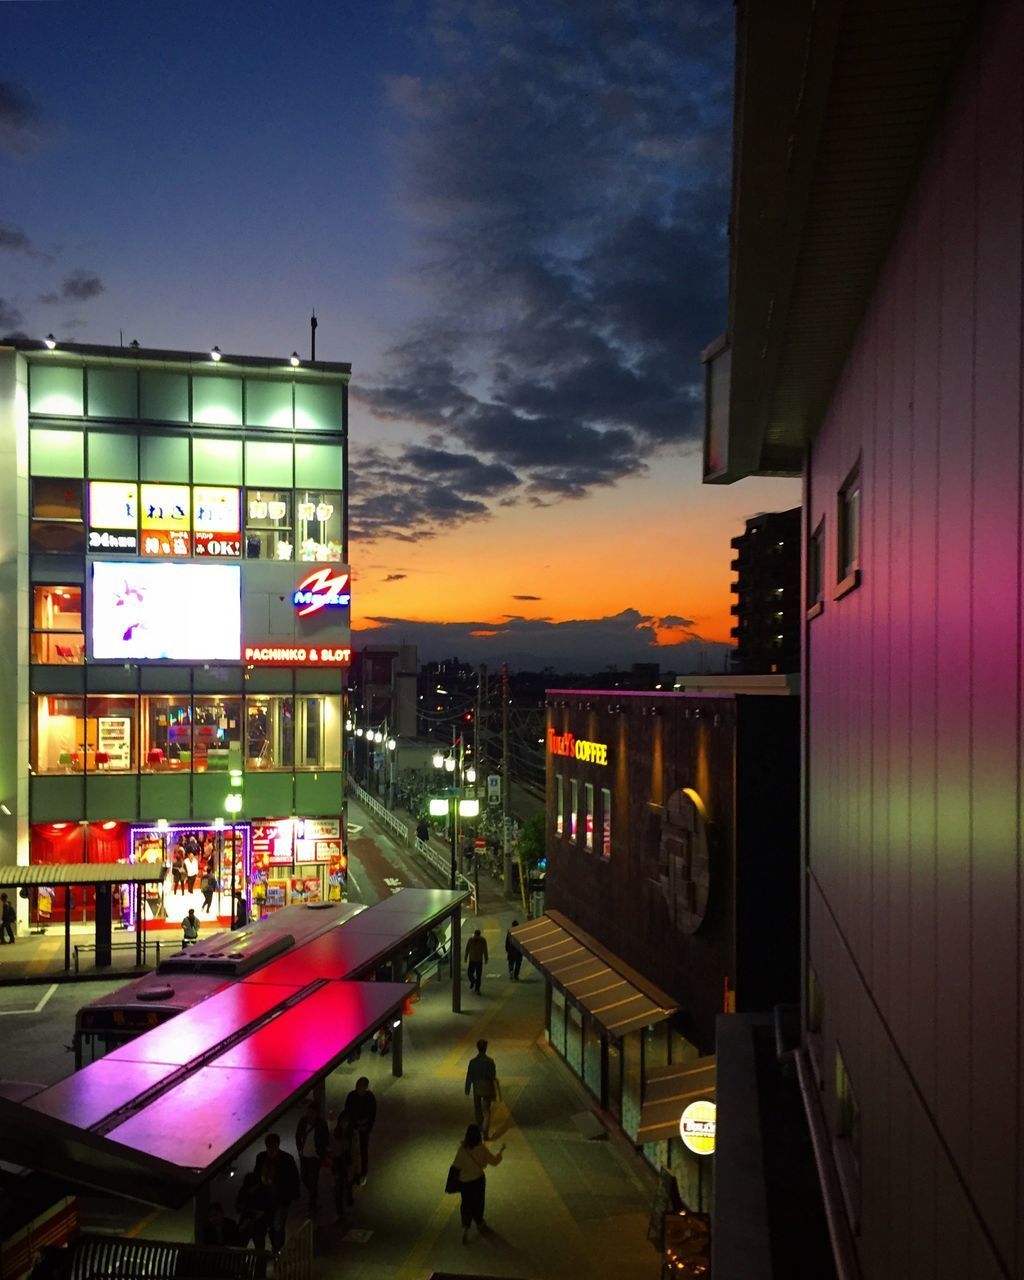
[659,614,695,628]
[354,607,731,673]
[513,595,542,601]
[40,271,106,305]
[353,0,731,529]
[384,573,407,582]
[0,80,44,155]
[0,298,23,332]
[0,222,35,254]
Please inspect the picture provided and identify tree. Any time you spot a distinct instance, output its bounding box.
[517,814,546,869]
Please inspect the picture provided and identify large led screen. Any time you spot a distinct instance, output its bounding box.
[91,561,241,661]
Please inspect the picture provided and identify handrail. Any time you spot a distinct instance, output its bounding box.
[414,838,477,913]
[347,779,409,843]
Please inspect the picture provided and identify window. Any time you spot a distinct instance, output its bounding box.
[31,695,86,773]
[837,464,861,589]
[296,695,342,769]
[245,489,293,560]
[569,779,579,841]
[583,782,594,851]
[295,490,342,561]
[193,698,242,772]
[555,772,564,836]
[245,696,294,769]
[85,696,137,771]
[601,787,612,859]
[142,696,192,769]
[193,486,241,559]
[30,478,84,553]
[807,519,825,615]
[31,586,84,663]
[140,483,190,558]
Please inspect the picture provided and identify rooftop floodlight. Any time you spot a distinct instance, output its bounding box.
[290,352,300,367]
[432,752,444,769]
[210,345,222,362]
[44,334,56,349]
[444,756,456,773]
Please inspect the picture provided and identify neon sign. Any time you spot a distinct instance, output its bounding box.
[547,729,608,765]
[243,645,351,667]
[679,1100,717,1156]
[292,568,351,617]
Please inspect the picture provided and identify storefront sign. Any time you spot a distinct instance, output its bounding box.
[140,484,191,557]
[679,1100,717,1156]
[292,569,351,617]
[243,644,352,666]
[194,486,241,558]
[303,818,340,840]
[547,729,609,765]
[89,482,139,553]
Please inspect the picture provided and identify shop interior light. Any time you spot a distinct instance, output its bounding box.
[444,757,456,773]
[428,797,449,817]
[432,753,444,769]
[156,818,169,832]
[210,345,222,362]
[458,798,480,818]
[465,767,476,783]
[101,820,118,830]
[0,804,10,817]
[212,817,225,830]
[387,738,397,751]
[290,352,300,367]
[44,334,56,349]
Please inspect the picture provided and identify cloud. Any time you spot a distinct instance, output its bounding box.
[513,594,542,601]
[384,573,407,582]
[354,607,732,673]
[0,222,35,255]
[0,298,23,332]
[659,614,695,629]
[40,271,106,305]
[351,0,732,535]
[0,80,44,155]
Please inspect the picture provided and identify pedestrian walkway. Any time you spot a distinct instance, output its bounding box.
[0,919,216,983]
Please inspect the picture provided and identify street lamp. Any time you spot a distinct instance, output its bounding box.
[225,792,243,928]
[386,737,397,808]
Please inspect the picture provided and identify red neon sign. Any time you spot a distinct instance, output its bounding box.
[292,569,351,618]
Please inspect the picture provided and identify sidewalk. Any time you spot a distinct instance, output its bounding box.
[0,918,219,984]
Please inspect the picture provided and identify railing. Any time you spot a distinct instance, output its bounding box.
[274,1219,313,1280]
[348,779,409,843]
[414,838,477,913]
[68,1233,270,1279]
[73,940,163,974]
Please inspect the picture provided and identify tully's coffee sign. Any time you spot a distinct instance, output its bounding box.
[547,729,609,766]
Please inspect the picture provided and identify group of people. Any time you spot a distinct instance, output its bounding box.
[201,1078,377,1252]
[463,923,523,994]
[171,835,222,913]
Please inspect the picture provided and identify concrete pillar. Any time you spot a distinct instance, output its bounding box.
[95,885,112,967]
[451,908,462,1014]
[391,1017,403,1078]
[313,1077,327,1112]
[192,1181,210,1243]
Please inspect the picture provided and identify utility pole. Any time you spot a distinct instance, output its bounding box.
[501,663,512,895]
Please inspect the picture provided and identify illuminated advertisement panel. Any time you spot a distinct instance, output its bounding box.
[91,561,241,660]
[89,482,139,552]
[194,486,241,558]
[140,484,191,557]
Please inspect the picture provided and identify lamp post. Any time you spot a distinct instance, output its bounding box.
[225,790,243,928]
[386,736,397,809]
[430,751,481,890]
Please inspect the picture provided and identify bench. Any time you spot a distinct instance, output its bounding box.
[73,939,163,973]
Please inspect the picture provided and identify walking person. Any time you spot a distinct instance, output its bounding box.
[171,852,185,895]
[253,1133,300,1252]
[343,1077,376,1185]
[331,1115,358,1225]
[200,868,217,915]
[464,928,488,994]
[1,893,16,944]
[235,1171,269,1249]
[453,1123,505,1243]
[505,921,523,980]
[295,1098,330,1216]
[183,850,199,894]
[465,1039,500,1138]
[181,908,199,947]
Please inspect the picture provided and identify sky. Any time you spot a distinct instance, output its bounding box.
[1,0,799,672]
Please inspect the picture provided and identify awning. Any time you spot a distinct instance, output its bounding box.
[638,1057,717,1144]
[0,863,164,886]
[511,911,678,1037]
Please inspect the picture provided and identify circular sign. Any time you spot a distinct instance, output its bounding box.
[679,1099,717,1155]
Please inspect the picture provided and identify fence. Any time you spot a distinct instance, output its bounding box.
[274,1219,313,1280]
[414,838,477,913]
[67,1233,270,1279]
[347,780,409,843]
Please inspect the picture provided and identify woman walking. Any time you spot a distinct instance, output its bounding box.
[452,1123,505,1243]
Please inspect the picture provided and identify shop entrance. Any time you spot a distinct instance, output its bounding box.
[128,822,252,927]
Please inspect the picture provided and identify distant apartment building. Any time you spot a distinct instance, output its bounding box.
[704,2,1017,1276]
[729,507,800,674]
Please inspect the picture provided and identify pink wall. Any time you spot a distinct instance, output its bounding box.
[805,3,1022,1277]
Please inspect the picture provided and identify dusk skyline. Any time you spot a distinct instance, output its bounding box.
[1,0,798,670]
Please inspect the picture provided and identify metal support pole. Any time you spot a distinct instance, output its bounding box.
[313,1077,327,1112]
[193,1181,210,1244]
[391,1017,403,1078]
[63,885,71,973]
[135,882,142,967]
[448,802,457,890]
[451,909,462,1014]
[501,663,512,895]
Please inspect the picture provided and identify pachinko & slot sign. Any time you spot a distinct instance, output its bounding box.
[547,728,609,766]
[243,645,351,667]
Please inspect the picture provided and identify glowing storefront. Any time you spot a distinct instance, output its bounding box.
[0,340,352,928]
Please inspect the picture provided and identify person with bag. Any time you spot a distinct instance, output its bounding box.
[505,920,523,980]
[253,1133,300,1252]
[464,1039,500,1138]
[181,908,200,947]
[235,1171,270,1249]
[451,1123,505,1243]
[295,1098,330,1216]
[343,1077,376,1185]
[200,868,218,915]
[1,893,16,944]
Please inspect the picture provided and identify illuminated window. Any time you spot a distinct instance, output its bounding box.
[139,483,191,558]
[583,783,594,851]
[193,698,242,773]
[142,696,192,770]
[244,489,292,560]
[85,696,137,771]
[296,695,342,770]
[31,695,85,773]
[295,490,342,562]
[601,787,611,859]
[30,478,84,553]
[807,519,825,613]
[31,586,83,664]
[837,465,861,583]
[245,696,294,769]
[555,772,564,836]
[569,779,579,841]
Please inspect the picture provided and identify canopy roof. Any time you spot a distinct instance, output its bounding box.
[0,863,164,886]
[638,1057,717,1144]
